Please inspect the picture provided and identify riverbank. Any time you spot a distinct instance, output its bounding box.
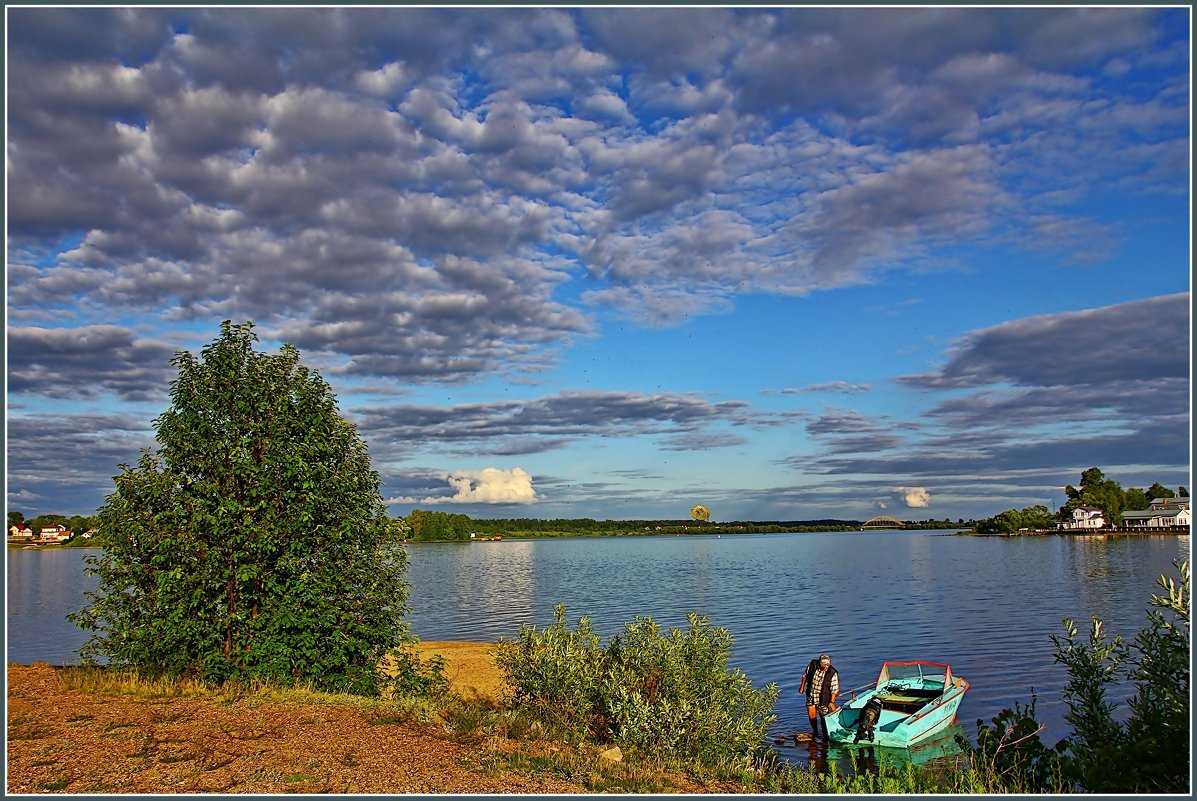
[4,643,768,794]
[6,659,584,794]
[6,643,991,794]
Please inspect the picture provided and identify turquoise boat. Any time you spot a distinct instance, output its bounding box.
[823,661,970,747]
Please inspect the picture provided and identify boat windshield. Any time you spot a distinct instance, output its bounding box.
[878,662,951,691]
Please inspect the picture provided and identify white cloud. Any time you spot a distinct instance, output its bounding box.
[421,467,539,504]
[354,61,410,96]
[902,487,932,508]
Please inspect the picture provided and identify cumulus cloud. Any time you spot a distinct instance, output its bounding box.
[5,8,1189,517]
[8,7,1184,347]
[7,413,155,513]
[421,467,538,505]
[901,487,932,508]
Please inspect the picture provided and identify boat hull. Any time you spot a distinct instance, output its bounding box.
[825,678,968,748]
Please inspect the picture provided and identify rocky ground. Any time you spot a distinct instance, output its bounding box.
[6,655,582,794]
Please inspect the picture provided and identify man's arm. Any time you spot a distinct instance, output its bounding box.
[828,673,840,710]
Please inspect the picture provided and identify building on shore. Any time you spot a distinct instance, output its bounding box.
[37,525,72,543]
[8,525,34,541]
[1121,497,1191,530]
[1060,506,1106,531]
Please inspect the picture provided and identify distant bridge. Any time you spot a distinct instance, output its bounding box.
[861,515,905,529]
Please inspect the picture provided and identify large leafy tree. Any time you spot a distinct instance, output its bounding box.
[1061,467,1125,525]
[977,504,1055,534]
[73,322,416,695]
[1146,482,1176,501]
[1123,487,1149,512]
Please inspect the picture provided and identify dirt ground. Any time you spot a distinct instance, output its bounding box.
[5,660,580,794]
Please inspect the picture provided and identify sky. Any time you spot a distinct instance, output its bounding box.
[5,7,1191,522]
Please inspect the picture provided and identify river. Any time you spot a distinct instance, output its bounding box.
[7,530,1188,762]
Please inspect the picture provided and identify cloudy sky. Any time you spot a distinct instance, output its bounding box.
[6,7,1190,521]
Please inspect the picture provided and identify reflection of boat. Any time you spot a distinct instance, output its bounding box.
[824,661,969,747]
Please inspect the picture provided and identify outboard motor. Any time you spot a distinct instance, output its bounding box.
[854,698,884,743]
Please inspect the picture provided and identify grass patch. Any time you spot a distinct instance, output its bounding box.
[56,665,439,723]
[38,777,71,791]
[60,667,211,699]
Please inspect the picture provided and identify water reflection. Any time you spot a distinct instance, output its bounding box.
[771,724,968,773]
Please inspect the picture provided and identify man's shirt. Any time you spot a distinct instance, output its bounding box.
[808,666,839,703]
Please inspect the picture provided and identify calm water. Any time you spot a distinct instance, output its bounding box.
[7,531,1189,758]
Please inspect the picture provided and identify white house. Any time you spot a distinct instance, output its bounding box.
[38,525,71,542]
[1122,497,1191,530]
[8,525,34,541]
[1061,506,1106,530]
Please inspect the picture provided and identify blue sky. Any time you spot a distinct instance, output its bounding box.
[6,7,1191,520]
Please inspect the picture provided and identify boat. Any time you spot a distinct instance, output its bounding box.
[823,660,969,747]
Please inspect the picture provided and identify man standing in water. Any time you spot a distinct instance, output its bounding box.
[799,652,839,740]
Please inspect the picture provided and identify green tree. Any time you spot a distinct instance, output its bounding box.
[1123,487,1149,512]
[65,514,95,535]
[388,516,412,541]
[406,509,471,541]
[8,511,25,528]
[71,321,421,696]
[1146,482,1176,501]
[1060,468,1124,525]
[977,505,1055,534]
[1179,486,1189,498]
[1079,467,1106,490]
[27,514,67,532]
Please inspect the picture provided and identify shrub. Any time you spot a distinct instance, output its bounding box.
[495,603,607,735]
[962,560,1190,793]
[604,614,778,764]
[70,322,424,697]
[496,606,778,765]
[963,697,1067,792]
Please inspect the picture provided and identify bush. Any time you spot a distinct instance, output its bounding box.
[496,605,778,765]
[495,604,608,736]
[963,697,1067,792]
[962,560,1190,793]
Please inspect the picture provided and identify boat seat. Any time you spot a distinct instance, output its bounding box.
[877,693,929,705]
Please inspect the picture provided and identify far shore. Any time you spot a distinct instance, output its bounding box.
[957,528,1190,538]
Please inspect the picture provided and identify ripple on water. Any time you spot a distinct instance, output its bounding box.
[7,532,1188,762]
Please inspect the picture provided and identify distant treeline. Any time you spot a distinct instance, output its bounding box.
[397,511,976,541]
